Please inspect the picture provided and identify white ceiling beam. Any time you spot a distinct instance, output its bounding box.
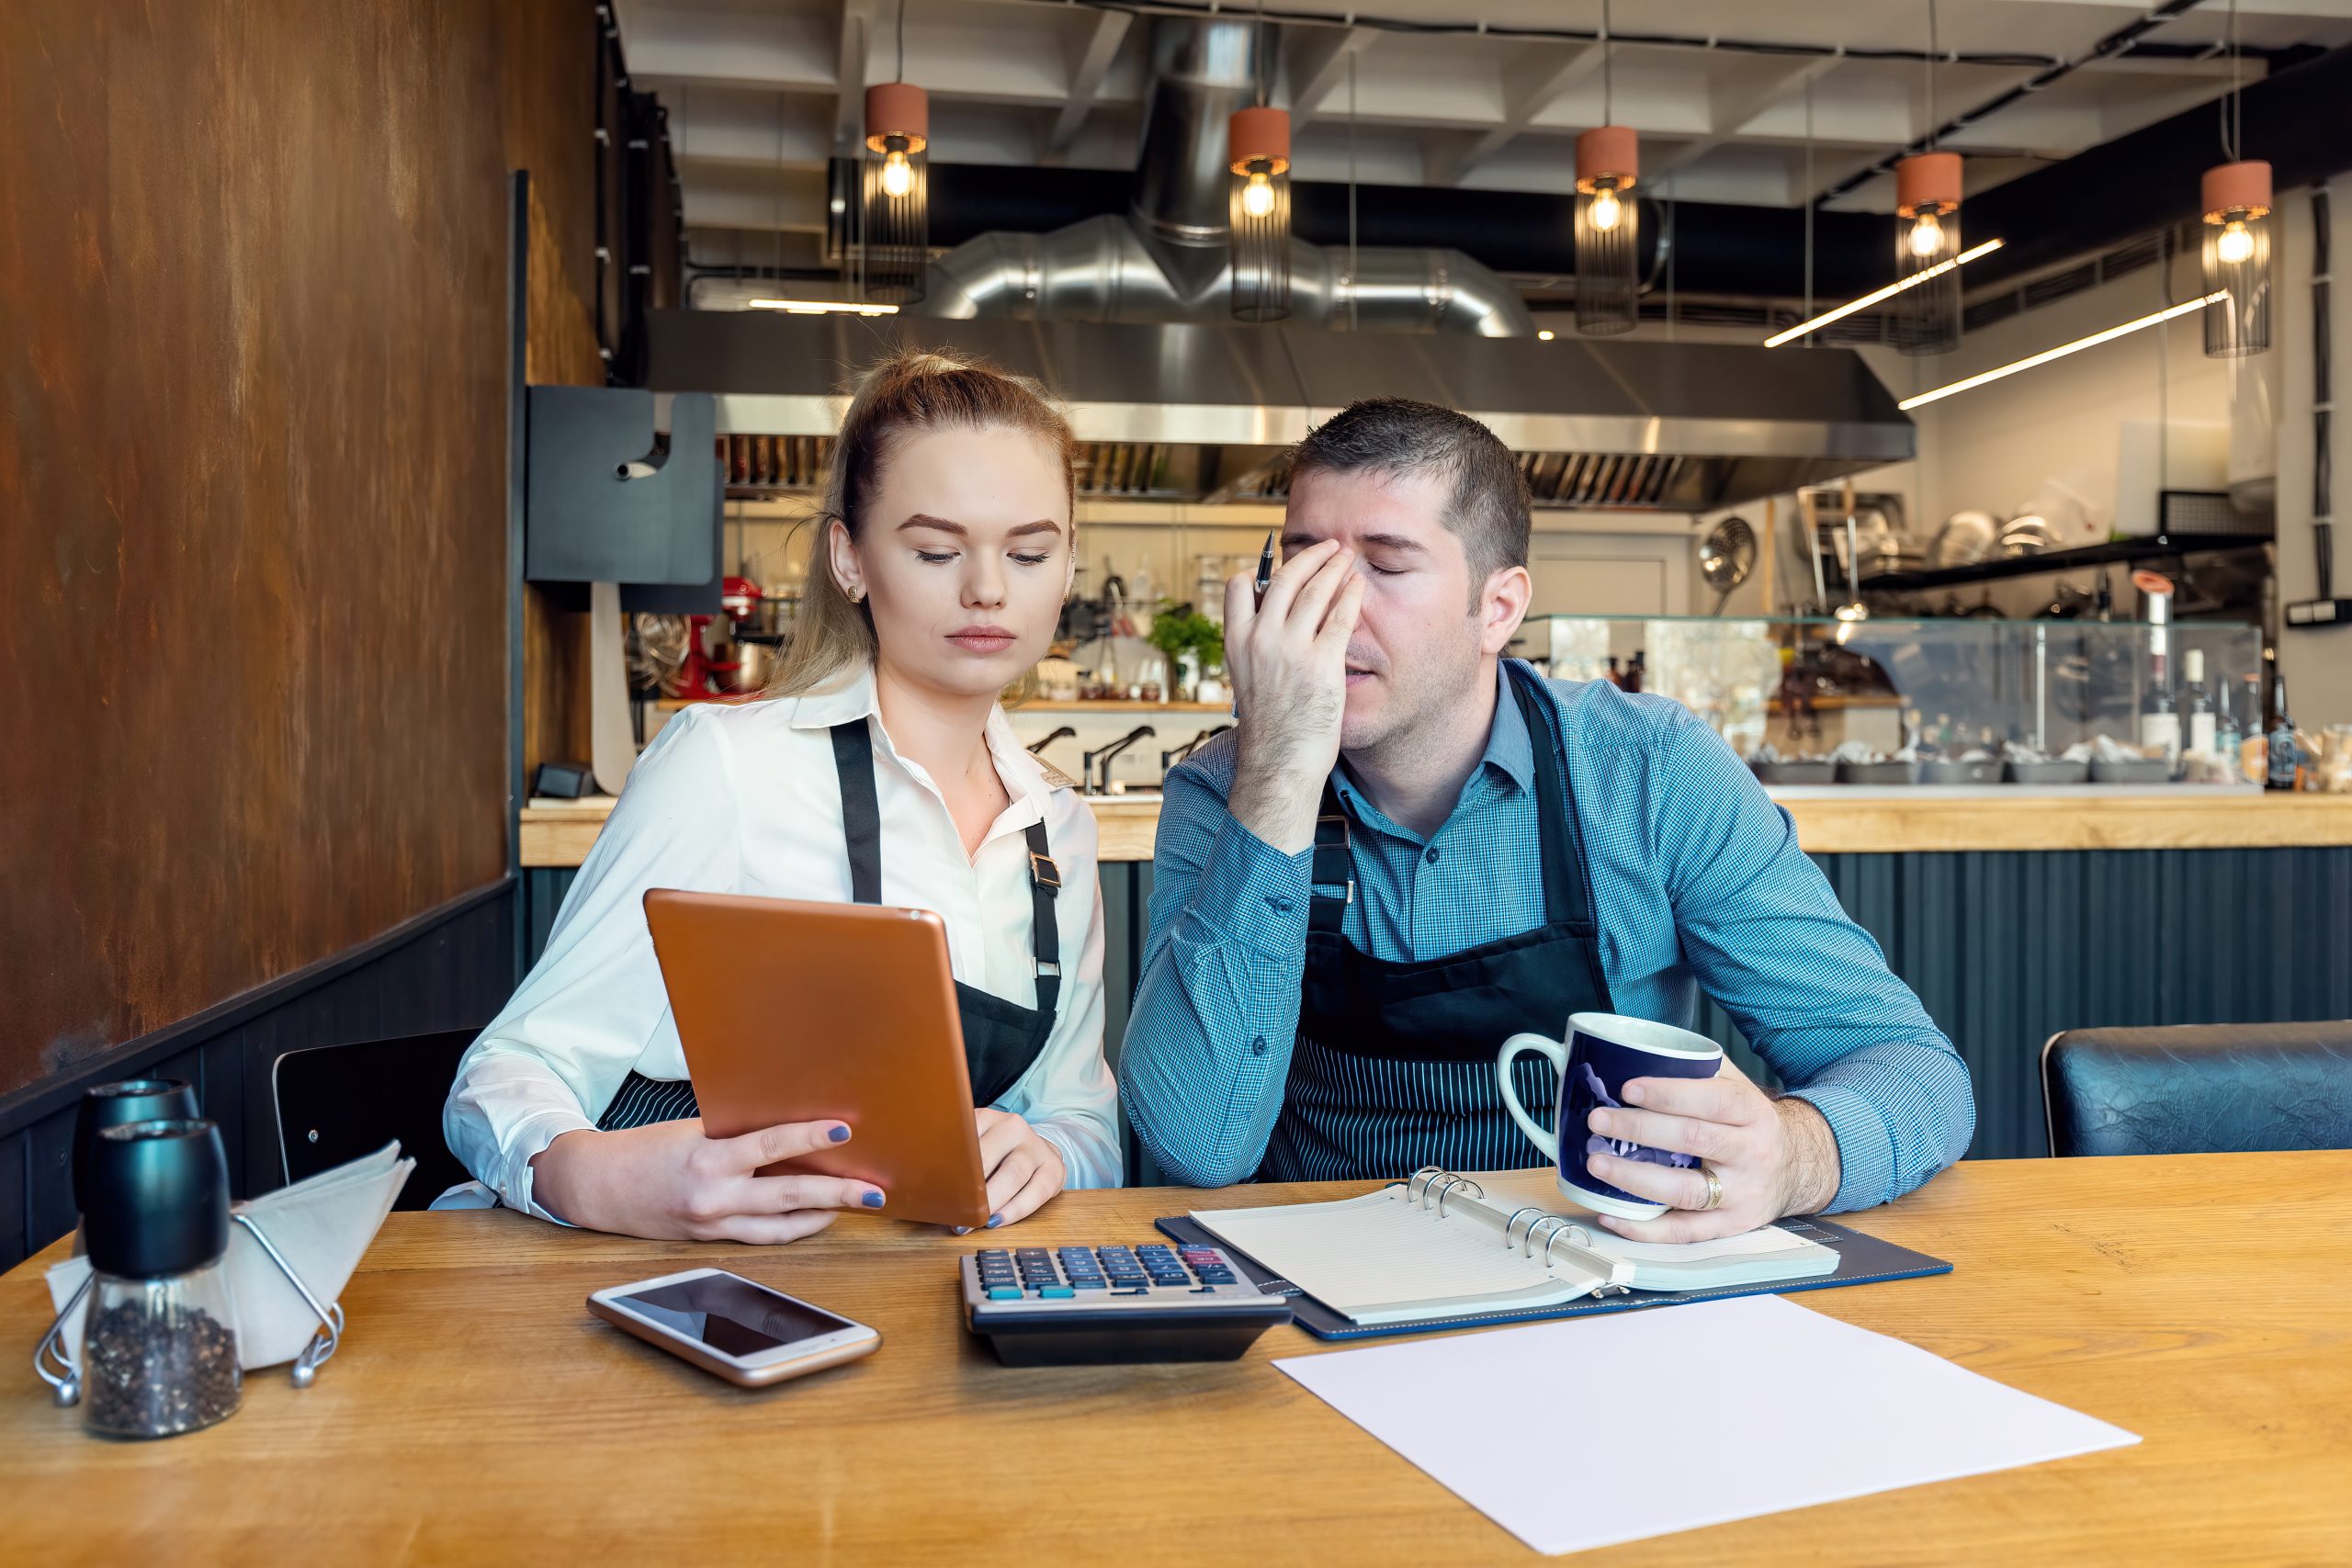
[1285,26,1382,131]
[1046,8,1133,158]
[1423,43,1605,187]
[1645,56,1843,184]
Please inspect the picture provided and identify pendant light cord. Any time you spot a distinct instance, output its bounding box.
[2220,0,2241,161]
[1925,0,1938,152]
[1600,0,1613,125]
[1257,0,1269,109]
[897,0,907,85]
[1802,74,1815,343]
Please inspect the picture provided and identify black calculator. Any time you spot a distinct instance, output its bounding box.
[960,1242,1292,1365]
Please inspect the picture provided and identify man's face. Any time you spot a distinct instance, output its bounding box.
[1283,467,1519,755]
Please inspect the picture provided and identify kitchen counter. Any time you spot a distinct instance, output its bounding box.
[519,786,2352,867]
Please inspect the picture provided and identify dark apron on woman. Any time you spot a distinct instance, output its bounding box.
[1256,663,1619,1182]
[596,719,1063,1131]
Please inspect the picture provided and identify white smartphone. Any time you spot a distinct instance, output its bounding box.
[587,1267,880,1387]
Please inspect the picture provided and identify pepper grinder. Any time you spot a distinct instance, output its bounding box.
[77,1117,243,1438]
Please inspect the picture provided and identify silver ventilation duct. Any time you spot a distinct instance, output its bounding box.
[913,18,1535,337]
[647,313,1916,513]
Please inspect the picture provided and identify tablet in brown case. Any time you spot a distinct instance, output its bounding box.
[642,889,993,1229]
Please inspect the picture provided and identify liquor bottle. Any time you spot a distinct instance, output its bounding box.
[2214,673,2242,766]
[2266,671,2300,792]
[2138,682,2180,769]
[2240,675,2267,784]
[2183,649,2216,756]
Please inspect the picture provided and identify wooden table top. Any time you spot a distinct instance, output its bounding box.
[6,1152,2346,1565]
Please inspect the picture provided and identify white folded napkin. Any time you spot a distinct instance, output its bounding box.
[46,1142,412,1371]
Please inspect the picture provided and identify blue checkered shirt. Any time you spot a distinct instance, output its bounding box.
[1120,660,1975,1209]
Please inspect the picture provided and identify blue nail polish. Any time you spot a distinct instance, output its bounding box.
[985,1214,1004,1229]
[828,1124,852,1143]
[951,1225,969,1236]
[862,1191,885,1208]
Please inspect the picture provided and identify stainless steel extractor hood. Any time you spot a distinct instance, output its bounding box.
[647,310,1914,513]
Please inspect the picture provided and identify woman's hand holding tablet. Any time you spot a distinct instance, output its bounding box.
[971,1109,1068,1230]
[531,1118,888,1243]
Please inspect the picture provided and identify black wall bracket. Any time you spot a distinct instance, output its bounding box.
[525,386,720,610]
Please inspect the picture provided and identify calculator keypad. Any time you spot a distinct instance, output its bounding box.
[967,1244,1257,1303]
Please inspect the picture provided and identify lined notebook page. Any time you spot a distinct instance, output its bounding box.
[1193,1191,1605,1325]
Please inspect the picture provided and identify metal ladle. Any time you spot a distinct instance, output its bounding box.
[1699,516,1758,615]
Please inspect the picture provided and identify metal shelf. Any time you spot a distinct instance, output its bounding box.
[1861,533,2268,593]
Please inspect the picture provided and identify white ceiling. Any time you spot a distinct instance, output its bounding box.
[616,0,2352,236]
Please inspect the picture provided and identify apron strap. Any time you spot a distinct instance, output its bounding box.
[1307,781,1355,934]
[832,714,1063,1016]
[1505,664,1591,932]
[1024,819,1063,1018]
[829,719,885,904]
[1301,667,1596,937]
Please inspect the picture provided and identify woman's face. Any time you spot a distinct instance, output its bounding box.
[829,423,1073,703]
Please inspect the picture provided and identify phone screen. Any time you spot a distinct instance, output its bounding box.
[616,1273,858,1359]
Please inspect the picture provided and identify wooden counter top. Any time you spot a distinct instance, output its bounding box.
[6,1154,2347,1564]
[520,788,2352,868]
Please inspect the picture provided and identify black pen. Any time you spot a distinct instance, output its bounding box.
[1252,532,1274,612]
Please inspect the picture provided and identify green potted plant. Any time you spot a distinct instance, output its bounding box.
[1148,604,1227,702]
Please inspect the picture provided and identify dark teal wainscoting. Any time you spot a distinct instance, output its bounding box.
[525,847,2352,1165]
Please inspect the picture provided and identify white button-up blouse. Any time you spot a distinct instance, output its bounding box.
[444,665,1122,1219]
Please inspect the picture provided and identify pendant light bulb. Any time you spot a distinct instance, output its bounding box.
[1240,169,1274,219]
[1589,186,1623,234]
[880,147,913,198]
[1906,210,1944,259]
[2215,219,2254,265]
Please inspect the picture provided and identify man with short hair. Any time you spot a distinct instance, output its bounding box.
[1121,398,1973,1240]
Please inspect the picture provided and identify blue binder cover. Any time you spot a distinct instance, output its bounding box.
[1156,1212,1952,1342]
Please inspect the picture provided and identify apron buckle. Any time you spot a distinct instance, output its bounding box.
[1028,852,1062,890]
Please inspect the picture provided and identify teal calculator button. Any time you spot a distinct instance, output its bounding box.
[1038,1286,1076,1299]
[987,1286,1023,1301]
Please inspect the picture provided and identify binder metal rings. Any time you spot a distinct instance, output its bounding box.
[1543,1221,1598,1271]
[1432,1175,1484,1217]
[1407,1167,1444,1204]
[1524,1213,1593,1262]
[1503,1207,1547,1250]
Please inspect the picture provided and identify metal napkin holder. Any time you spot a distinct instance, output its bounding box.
[35,1212,346,1407]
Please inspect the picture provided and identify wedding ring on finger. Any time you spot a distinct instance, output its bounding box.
[1698,1165,1725,1212]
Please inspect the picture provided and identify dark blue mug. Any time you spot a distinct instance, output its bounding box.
[1498,1011,1724,1220]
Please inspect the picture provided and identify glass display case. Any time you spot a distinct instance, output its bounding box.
[1529,615,2266,786]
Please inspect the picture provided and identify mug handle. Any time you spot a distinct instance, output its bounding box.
[1496,1032,1568,1160]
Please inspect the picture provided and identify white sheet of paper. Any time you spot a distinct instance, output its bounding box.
[1274,1293,2139,1556]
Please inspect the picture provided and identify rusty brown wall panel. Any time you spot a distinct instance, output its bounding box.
[0,1,597,1099]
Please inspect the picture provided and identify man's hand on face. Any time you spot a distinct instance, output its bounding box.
[1222,539,1364,854]
[1580,1062,1844,1244]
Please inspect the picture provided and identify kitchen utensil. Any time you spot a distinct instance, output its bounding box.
[1998,514,2063,558]
[1928,510,1998,570]
[1801,490,1829,615]
[1699,516,1758,615]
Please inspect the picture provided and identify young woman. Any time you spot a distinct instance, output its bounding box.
[445,349,1119,1242]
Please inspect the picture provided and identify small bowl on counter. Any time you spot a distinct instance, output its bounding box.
[2005,760,2092,785]
[1920,758,2004,786]
[2089,758,2175,784]
[1748,760,1837,785]
[1836,761,1921,785]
